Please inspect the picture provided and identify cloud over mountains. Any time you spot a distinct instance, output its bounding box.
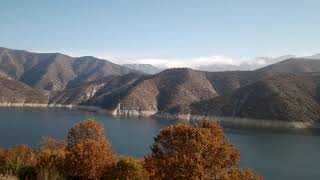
[117,55,296,71]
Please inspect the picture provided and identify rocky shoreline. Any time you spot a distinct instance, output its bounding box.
[0,103,316,129]
[0,103,105,113]
[154,113,314,129]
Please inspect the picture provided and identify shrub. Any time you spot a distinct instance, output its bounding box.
[0,147,6,171]
[215,168,262,180]
[36,168,65,180]
[36,137,67,180]
[145,120,262,180]
[106,156,149,180]
[65,119,116,180]
[2,145,37,179]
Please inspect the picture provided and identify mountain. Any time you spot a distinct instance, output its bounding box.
[111,68,218,115]
[190,74,320,123]
[50,68,218,116]
[103,59,320,123]
[197,55,295,72]
[256,58,320,74]
[123,64,162,74]
[45,57,320,124]
[0,47,138,91]
[3,47,320,125]
[304,53,320,59]
[0,74,49,105]
[49,73,148,106]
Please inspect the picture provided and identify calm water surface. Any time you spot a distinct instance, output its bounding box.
[0,108,319,180]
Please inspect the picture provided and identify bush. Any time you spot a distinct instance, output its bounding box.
[0,147,6,171]
[2,145,37,179]
[106,156,149,180]
[36,137,67,180]
[65,119,117,180]
[36,168,65,180]
[0,119,262,180]
[215,168,262,180]
[145,120,262,180]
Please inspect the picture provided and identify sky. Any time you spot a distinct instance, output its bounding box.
[1,0,320,68]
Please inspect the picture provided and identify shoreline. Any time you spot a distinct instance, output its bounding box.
[0,104,317,129]
[0,103,106,113]
[153,113,315,129]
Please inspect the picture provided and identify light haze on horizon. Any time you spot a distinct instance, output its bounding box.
[1,0,320,68]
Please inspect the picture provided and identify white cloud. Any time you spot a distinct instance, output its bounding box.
[114,55,270,69]
[29,48,300,71]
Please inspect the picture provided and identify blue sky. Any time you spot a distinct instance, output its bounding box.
[1,0,320,67]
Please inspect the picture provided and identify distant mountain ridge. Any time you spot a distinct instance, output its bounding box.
[44,58,320,125]
[0,74,48,105]
[0,47,138,91]
[1,47,320,126]
[197,55,296,72]
[123,64,161,74]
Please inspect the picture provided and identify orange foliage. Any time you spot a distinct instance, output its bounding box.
[0,147,6,169]
[145,120,261,180]
[216,168,262,180]
[65,119,116,180]
[4,144,37,179]
[5,145,37,168]
[37,137,66,176]
[0,119,262,180]
[106,156,149,180]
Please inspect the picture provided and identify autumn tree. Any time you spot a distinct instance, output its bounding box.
[144,121,261,180]
[106,156,149,180]
[65,119,116,180]
[36,137,66,179]
[3,144,37,179]
[0,147,6,172]
[217,168,261,180]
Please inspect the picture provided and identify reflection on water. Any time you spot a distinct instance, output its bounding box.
[0,108,319,180]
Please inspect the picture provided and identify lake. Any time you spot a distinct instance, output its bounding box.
[0,108,319,180]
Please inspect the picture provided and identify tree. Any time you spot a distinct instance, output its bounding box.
[3,144,37,179]
[216,168,261,180]
[106,156,149,180]
[0,147,6,172]
[65,119,116,180]
[36,137,66,179]
[144,121,261,180]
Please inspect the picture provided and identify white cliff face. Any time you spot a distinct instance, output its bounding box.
[85,84,105,100]
[111,103,158,116]
[0,102,49,107]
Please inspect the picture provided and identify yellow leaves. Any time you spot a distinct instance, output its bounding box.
[65,119,116,180]
[37,137,66,174]
[106,156,149,180]
[0,119,261,180]
[5,145,37,167]
[145,120,260,180]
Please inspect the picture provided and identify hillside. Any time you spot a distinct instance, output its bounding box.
[256,58,320,75]
[105,68,218,115]
[0,75,49,105]
[2,47,320,124]
[0,47,138,91]
[49,73,148,107]
[47,58,320,123]
[190,74,320,122]
[123,64,162,74]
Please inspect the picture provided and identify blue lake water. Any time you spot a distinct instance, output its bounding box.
[0,107,319,180]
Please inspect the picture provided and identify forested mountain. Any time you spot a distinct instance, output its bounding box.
[2,47,320,124]
[0,47,138,90]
